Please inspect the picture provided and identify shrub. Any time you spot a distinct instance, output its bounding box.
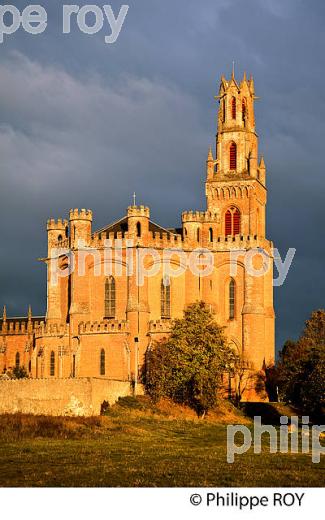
[145,302,237,416]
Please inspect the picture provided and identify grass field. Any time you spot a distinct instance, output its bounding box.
[0,397,324,487]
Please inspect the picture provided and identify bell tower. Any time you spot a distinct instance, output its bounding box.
[205,71,267,238]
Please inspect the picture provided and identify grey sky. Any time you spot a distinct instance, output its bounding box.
[0,0,324,351]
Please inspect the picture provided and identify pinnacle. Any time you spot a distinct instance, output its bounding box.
[249,75,255,95]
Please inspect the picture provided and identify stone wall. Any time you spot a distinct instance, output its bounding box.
[0,378,143,416]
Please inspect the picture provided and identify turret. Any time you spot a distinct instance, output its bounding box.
[69,209,93,247]
[182,211,203,243]
[47,218,69,255]
[127,205,150,240]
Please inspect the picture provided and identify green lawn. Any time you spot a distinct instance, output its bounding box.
[0,399,324,487]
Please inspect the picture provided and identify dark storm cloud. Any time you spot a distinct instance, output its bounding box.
[0,0,324,351]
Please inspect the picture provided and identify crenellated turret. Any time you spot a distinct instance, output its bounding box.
[69,208,93,247]
[47,218,69,255]
[127,205,150,240]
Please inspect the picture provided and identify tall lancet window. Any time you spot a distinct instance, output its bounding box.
[231,96,236,119]
[105,276,116,318]
[100,349,106,376]
[50,351,55,376]
[242,98,247,124]
[229,142,237,170]
[229,279,235,320]
[161,276,171,319]
[225,207,241,236]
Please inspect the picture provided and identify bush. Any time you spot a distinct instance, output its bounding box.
[145,302,237,416]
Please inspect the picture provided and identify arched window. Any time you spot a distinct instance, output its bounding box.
[197,228,200,242]
[229,142,237,170]
[57,234,62,243]
[105,276,116,318]
[209,227,213,242]
[15,352,20,369]
[229,279,235,320]
[136,222,141,237]
[225,210,232,236]
[100,349,106,376]
[231,96,236,119]
[242,98,247,123]
[50,351,55,376]
[225,207,241,236]
[247,151,251,175]
[161,276,171,319]
[233,208,240,235]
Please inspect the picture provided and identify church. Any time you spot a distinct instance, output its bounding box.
[0,71,275,400]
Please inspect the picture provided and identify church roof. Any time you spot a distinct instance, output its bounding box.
[95,214,179,237]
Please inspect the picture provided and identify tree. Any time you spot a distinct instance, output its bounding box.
[277,309,325,414]
[4,366,29,380]
[145,302,238,416]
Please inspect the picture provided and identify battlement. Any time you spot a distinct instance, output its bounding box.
[149,319,173,333]
[78,320,129,334]
[208,234,273,252]
[0,318,44,335]
[34,322,69,337]
[69,208,93,221]
[88,229,184,249]
[182,210,219,223]
[80,230,273,251]
[127,205,150,218]
[47,218,69,231]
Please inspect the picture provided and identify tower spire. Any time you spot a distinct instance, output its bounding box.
[259,155,266,169]
[2,305,7,334]
[232,60,235,79]
[27,305,33,334]
[133,192,136,206]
